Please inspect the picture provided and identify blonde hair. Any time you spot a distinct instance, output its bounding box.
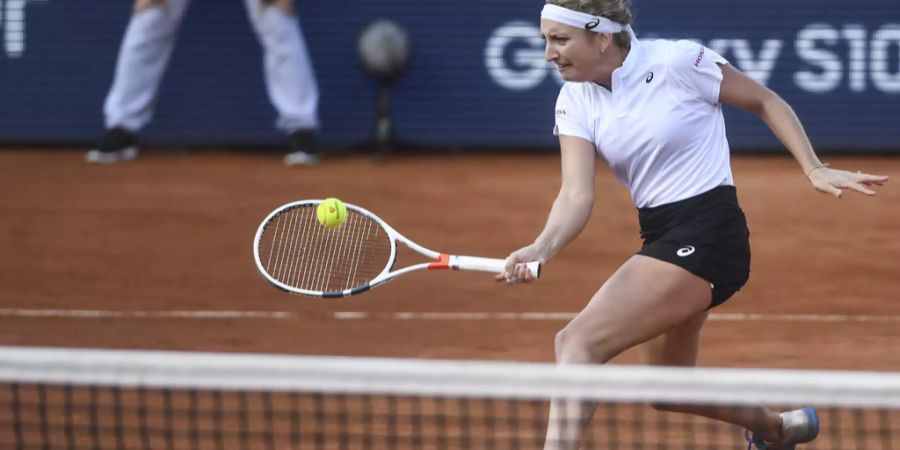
[546,0,633,49]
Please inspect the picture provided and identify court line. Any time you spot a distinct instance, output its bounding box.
[1,309,899,323]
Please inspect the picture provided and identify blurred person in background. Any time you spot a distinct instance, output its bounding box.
[86,0,320,165]
[498,1,889,450]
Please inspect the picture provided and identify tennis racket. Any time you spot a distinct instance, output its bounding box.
[253,200,541,298]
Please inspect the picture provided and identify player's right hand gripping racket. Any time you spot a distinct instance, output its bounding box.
[253,200,541,298]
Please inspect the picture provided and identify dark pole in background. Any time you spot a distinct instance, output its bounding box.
[357,19,412,161]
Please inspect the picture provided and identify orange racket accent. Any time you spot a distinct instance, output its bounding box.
[427,254,451,270]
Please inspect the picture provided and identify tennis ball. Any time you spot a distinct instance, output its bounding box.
[316,198,347,229]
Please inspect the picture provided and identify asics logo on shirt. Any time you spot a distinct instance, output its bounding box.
[677,246,695,257]
[645,72,654,83]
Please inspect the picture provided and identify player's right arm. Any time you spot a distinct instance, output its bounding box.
[499,135,595,283]
[532,136,596,259]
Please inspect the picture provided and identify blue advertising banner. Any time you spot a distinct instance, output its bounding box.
[1,0,899,151]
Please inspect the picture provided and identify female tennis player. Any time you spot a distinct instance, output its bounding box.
[498,1,889,449]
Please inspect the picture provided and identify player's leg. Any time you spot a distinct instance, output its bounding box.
[638,313,785,440]
[87,0,191,164]
[639,316,819,449]
[544,255,712,450]
[244,0,320,165]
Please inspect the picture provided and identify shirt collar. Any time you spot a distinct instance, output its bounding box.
[614,32,642,78]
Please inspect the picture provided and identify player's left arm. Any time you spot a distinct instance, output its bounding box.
[718,63,889,198]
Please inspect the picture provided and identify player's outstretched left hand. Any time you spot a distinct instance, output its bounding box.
[808,167,889,198]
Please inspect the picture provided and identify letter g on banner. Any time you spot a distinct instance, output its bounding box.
[485,21,550,91]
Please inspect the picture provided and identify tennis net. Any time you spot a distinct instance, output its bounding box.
[1,346,898,449]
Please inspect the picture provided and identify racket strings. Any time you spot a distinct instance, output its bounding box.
[259,206,392,293]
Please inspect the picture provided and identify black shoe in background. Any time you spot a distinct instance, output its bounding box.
[283,130,319,166]
[85,127,139,164]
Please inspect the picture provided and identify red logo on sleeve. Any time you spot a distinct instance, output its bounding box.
[693,47,705,67]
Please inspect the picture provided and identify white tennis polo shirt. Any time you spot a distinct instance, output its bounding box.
[554,38,733,208]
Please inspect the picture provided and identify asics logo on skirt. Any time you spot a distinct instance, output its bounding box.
[677,246,696,257]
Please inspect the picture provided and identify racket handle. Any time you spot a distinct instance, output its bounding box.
[451,256,541,279]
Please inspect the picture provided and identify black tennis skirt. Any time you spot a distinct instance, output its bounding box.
[637,185,751,308]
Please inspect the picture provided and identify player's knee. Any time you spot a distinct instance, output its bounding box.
[133,0,165,14]
[251,3,295,44]
[554,327,613,364]
[126,3,179,43]
[261,0,294,15]
[553,329,567,361]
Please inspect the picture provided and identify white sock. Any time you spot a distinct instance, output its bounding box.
[103,0,190,131]
[245,0,320,133]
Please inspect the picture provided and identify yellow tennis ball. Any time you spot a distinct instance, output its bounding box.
[316,198,347,228]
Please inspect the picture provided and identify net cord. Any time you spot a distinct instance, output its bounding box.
[2,346,900,408]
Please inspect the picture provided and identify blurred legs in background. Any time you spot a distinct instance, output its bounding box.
[246,0,320,166]
[87,0,320,165]
[87,0,188,164]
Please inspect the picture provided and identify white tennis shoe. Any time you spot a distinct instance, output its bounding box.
[745,406,820,449]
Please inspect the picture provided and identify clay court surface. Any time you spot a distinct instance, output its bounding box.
[1,148,898,371]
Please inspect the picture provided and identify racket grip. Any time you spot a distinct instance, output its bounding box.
[451,256,541,279]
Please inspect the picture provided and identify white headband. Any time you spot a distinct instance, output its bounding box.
[541,4,632,35]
